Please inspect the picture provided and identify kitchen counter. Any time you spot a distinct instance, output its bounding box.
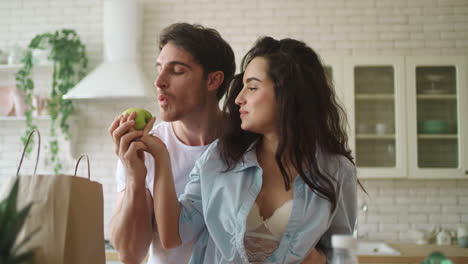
[106,244,468,263]
[359,243,468,264]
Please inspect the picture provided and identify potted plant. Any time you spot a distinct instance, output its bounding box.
[0,177,39,264]
[15,29,88,174]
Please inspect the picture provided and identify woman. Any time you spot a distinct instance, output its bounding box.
[142,37,358,263]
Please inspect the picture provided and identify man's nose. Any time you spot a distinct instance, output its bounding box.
[155,72,168,89]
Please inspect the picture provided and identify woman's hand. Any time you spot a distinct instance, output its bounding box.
[137,117,169,159]
[301,248,327,264]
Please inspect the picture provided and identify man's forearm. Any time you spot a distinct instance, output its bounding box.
[110,183,153,263]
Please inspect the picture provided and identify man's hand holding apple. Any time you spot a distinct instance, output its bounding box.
[108,111,147,187]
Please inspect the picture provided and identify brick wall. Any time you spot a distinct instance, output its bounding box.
[1,0,467,242]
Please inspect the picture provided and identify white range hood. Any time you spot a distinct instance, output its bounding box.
[63,0,153,99]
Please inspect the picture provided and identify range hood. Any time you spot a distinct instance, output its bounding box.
[63,0,153,99]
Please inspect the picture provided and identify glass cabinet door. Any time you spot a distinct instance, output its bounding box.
[345,57,406,178]
[407,57,467,178]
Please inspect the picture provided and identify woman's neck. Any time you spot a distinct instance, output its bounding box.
[258,133,279,159]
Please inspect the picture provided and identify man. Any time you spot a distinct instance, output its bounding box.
[108,23,235,264]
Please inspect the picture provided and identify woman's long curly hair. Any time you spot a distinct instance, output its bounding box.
[219,37,358,212]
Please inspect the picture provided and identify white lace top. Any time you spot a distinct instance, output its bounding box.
[244,200,293,263]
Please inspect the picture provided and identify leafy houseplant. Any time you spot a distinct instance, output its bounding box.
[15,29,88,174]
[0,177,39,264]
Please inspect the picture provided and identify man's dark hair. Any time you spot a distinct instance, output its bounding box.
[159,23,236,101]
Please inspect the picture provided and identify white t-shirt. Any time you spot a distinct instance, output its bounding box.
[116,122,211,264]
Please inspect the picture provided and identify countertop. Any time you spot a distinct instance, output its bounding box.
[358,243,468,263]
[106,244,468,263]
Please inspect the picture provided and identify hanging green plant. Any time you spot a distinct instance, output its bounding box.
[15,29,88,174]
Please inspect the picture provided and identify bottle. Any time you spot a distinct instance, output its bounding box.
[330,234,359,264]
[436,229,451,245]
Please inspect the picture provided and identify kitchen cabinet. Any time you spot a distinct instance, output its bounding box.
[339,56,467,179]
[344,57,407,178]
[406,57,468,179]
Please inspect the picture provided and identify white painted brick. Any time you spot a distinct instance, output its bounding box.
[24,0,50,9]
[441,205,466,213]
[455,39,468,47]
[376,205,408,213]
[370,232,399,241]
[397,195,426,204]
[409,214,428,222]
[380,223,410,232]
[333,25,363,33]
[315,0,346,8]
[410,48,441,55]
[423,6,455,16]
[423,23,455,32]
[459,196,468,203]
[429,214,460,223]
[275,8,304,17]
[455,23,468,31]
[0,1,21,8]
[399,7,423,15]
[363,24,395,33]
[407,0,437,7]
[378,15,408,24]
[319,33,348,41]
[393,24,423,32]
[358,223,379,233]
[48,1,73,8]
[348,32,378,41]
[348,16,378,24]
[373,196,395,205]
[394,40,425,48]
[380,32,410,40]
[398,214,409,223]
[304,8,334,16]
[376,214,399,224]
[411,32,441,40]
[437,0,468,6]
[454,6,468,14]
[344,0,375,8]
[413,223,440,231]
[375,0,408,7]
[319,16,347,25]
[367,214,382,224]
[426,196,458,204]
[438,14,468,23]
[409,205,441,213]
[303,25,332,34]
[462,214,468,221]
[12,8,35,17]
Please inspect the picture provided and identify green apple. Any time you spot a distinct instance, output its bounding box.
[122,108,152,130]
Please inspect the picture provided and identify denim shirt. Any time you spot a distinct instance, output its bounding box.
[178,141,357,264]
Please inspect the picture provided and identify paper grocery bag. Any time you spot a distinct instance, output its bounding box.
[3,129,105,264]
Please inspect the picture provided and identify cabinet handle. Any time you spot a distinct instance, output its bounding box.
[466,170,468,175]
